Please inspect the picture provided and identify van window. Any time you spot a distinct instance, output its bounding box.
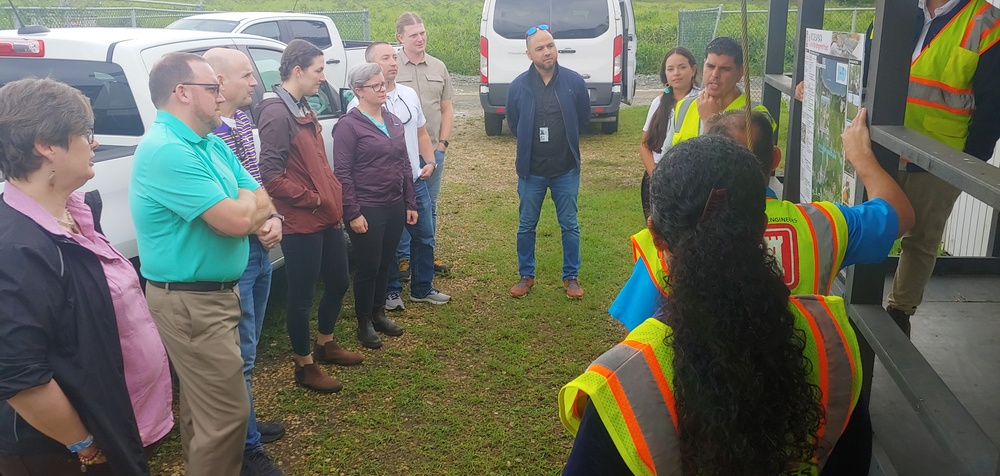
[0,58,144,137]
[289,20,333,50]
[243,21,281,42]
[493,0,610,40]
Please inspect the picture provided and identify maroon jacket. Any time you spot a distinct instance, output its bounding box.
[257,86,343,234]
[332,107,416,222]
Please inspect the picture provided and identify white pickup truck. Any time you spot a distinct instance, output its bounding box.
[167,12,370,92]
[0,27,348,269]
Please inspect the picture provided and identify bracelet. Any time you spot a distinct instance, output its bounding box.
[439,139,449,148]
[268,212,285,222]
[67,434,93,453]
[78,448,103,465]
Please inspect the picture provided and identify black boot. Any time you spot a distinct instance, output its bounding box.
[357,315,383,349]
[886,306,912,339]
[372,309,404,337]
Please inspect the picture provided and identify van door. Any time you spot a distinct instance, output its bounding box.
[619,0,636,104]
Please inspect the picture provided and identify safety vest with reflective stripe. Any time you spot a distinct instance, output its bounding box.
[906,0,1000,150]
[671,93,775,146]
[559,295,863,476]
[630,198,848,297]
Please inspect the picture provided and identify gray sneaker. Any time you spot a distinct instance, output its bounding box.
[410,289,451,305]
[385,292,405,311]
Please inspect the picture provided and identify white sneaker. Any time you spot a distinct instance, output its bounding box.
[410,289,451,305]
[385,292,405,311]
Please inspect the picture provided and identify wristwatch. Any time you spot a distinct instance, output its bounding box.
[269,213,285,222]
[439,139,450,148]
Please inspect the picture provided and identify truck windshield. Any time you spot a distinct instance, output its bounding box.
[166,19,240,33]
[493,0,610,40]
[0,58,144,137]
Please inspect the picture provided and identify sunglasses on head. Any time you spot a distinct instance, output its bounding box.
[526,24,550,37]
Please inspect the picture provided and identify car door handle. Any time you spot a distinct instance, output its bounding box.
[327,59,341,64]
[581,74,591,79]
[558,48,576,54]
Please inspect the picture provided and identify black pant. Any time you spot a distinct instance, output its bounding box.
[280,227,351,356]
[640,171,652,220]
[346,201,405,318]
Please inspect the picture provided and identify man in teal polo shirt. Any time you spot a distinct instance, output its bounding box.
[130,52,280,476]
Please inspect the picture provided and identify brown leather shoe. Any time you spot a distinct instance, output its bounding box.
[509,276,534,298]
[294,363,343,393]
[313,339,364,366]
[564,278,584,299]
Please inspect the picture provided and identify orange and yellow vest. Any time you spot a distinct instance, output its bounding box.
[671,93,775,146]
[906,1,1000,151]
[632,198,849,297]
[560,295,863,476]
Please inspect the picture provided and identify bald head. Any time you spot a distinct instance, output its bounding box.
[526,29,557,74]
[203,48,257,111]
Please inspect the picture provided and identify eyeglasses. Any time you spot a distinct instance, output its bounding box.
[392,93,413,125]
[526,24,550,37]
[359,81,386,92]
[83,128,95,145]
[174,82,221,95]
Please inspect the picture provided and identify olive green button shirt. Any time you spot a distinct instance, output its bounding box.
[396,51,453,145]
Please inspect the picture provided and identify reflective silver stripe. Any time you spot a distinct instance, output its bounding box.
[673,97,696,131]
[593,344,684,475]
[964,6,1000,51]
[908,81,974,113]
[798,204,837,293]
[794,296,855,468]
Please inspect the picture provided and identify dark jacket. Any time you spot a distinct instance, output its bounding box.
[0,194,148,474]
[331,107,416,221]
[506,63,590,178]
[257,85,344,234]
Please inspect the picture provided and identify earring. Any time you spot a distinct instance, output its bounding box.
[48,167,56,190]
[664,86,671,94]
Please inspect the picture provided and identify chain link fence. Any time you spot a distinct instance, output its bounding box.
[0,7,372,41]
[680,7,876,76]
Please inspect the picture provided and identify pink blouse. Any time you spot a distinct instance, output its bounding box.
[3,186,173,446]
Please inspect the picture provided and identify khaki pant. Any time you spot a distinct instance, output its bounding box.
[887,171,963,314]
[146,285,248,476]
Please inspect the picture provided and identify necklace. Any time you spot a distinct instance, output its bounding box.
[54,208,80,233]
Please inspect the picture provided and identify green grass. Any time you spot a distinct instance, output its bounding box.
[149,106,652,475]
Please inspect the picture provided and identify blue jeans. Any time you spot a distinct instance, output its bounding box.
[517,168,581,280]
[398,150,444,261]
[387,180,436,297]
[237,237,273,453]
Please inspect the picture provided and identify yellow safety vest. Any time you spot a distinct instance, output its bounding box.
[560,295,863,476]
[671,93,775,146]
[906,1,1000,150]
[630,198,849,296]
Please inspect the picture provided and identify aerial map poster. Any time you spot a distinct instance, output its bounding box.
[800,28,865,206]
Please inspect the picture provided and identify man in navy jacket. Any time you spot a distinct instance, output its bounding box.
[506,26,590,300]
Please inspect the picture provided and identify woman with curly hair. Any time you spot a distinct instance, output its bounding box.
[638,47,699,218]
[560,135,863,475]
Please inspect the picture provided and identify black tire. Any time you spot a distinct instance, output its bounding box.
[485,112,504,136]
[601,113,619,134]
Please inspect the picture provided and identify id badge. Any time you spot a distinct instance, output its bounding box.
[539,126,549,143]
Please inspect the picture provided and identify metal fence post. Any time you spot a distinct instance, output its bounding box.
[851,9,858,33]
[362,9,370,41]
[131,8,137,27]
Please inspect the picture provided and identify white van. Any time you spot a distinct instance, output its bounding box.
[479,0,636,135]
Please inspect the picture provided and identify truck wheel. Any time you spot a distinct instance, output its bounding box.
[485,112,504,136]
[601,113,619,134]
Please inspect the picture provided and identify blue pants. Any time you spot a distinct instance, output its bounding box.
[516,168,581,280]
[387,180,435,298]
[397,150,444,261]
[237,237,272,453]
